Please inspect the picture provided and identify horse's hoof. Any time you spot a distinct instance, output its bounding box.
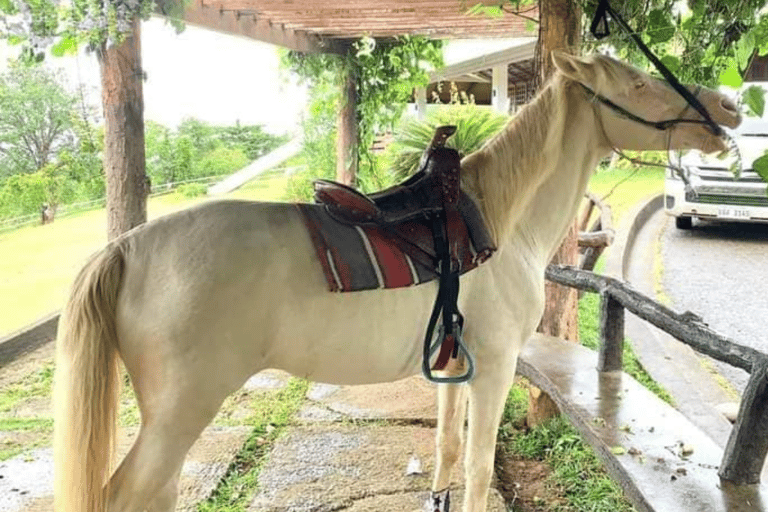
[424,489,450,511]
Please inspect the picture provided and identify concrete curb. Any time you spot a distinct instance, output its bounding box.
[605,193,664,281]
[0,312,59,369]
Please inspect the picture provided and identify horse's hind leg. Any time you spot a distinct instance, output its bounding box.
[432,382,468,493]
[107,385,227,512]
[146,468,181,512]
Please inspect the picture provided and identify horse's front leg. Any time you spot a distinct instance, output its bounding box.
[462,348,518,512]
[430,376,468,507]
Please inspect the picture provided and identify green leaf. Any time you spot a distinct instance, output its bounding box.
[719,61,743,88]
[611,446,627,455]
[660,55,681,73]
[736,33,755,71]
[753,153,768,187]
[51,36,78,57]
[648,9,675,44]
[743,85,766,118]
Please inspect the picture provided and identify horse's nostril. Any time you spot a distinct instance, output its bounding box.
[721,98,739,114]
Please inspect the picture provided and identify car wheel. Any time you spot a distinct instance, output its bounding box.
[675,216,693,230]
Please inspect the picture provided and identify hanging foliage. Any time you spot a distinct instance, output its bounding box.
[283,36,444,189]
[578,1,768,90]
[0,0,184,60]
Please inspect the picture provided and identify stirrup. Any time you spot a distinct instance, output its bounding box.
[421,323,475,384]
[424,489,451,512]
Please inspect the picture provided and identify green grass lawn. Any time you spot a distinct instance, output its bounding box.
[588,165,665,223]
[0,172,289,337]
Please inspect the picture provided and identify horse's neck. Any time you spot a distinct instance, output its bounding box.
[461,78,567,244]
[507,83,609,265]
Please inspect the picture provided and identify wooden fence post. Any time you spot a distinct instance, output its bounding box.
[598,292,624,372]
[719,361,768,484]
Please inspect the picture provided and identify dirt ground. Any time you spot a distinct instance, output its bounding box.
[495,447,566,512]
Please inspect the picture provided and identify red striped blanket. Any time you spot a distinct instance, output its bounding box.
[298,193,495,292]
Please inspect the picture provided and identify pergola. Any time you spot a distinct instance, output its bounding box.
[156,0,539,183]
[174,0,538,53]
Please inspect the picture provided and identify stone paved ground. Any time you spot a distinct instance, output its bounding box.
[252,375,506,512]
[0,367,286,512]
[1,361,507,512]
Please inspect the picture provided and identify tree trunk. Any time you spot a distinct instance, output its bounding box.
[336,64,358,186]
[528,0,582,427]
[99,20,148,241]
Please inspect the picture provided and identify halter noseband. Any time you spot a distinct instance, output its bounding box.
[579,83,716,133]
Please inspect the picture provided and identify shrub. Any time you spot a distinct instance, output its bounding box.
[196,147,249,178]
[385,106,510,179]
[176,183,207,198]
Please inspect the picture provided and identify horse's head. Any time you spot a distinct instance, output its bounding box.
[552,51,741,153]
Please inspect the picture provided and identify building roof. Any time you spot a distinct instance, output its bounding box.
[431,39,537,84]
[165,0,538,53]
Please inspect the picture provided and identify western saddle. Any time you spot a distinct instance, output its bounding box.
[313,126,476,384]
[314,125,460,227]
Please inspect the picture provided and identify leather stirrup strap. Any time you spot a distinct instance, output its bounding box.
[423,211,463,373]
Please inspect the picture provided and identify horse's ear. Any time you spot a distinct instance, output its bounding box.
[552,51,598,88]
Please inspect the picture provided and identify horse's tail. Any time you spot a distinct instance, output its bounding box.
[53,242,126,512]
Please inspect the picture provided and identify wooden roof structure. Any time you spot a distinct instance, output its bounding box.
[166,0,538,53]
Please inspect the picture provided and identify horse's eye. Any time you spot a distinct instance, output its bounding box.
[635,81,646,90]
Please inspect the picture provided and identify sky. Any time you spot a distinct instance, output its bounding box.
[1,17,308,136]
[0,18,532,136]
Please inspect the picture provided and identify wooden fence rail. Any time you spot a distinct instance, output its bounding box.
[546,264,768,485]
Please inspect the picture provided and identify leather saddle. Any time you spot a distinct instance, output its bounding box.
[311,126,479,384]
[314,126,460,227]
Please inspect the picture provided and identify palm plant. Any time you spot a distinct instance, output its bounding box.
[386,105,510,179]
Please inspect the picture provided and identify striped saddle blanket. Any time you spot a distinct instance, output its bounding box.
[297,192,495,292]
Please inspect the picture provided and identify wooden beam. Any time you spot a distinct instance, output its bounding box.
[157,0,344,53]
[204,0,516,10]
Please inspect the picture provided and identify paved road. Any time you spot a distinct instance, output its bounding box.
[661,217,768,393]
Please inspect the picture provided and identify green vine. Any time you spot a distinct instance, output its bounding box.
[283,36,443,188]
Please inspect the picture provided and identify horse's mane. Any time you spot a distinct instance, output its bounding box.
[461,54,625,245]
[461,74,569,245]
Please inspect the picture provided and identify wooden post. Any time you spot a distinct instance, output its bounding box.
[598,293,624,372]
[336,61,358,186]
[719,361,768,484]
[99,19,147,241]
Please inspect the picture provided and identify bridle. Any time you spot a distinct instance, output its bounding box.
[580,83,719,134]
[587,0,738,186]
[590,0,724,137]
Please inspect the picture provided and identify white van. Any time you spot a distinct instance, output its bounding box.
[665,116,768,229]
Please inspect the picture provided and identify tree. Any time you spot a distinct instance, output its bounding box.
[584,0,768,90]
[0,66,78,177]
[527,0,584,427]
[1,0,161,240]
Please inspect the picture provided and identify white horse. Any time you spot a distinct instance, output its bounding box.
[53,51,740,512]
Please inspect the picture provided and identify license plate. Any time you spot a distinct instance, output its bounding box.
[717,206,751,220]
